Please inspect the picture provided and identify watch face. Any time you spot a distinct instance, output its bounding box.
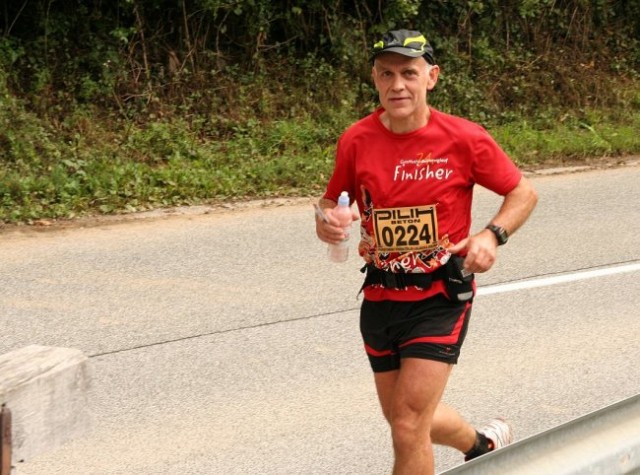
[488,225,508,245]
[497,229,508,244]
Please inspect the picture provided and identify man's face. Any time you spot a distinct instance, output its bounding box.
[372,53,439,122]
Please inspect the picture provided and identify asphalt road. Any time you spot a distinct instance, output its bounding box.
[1,162,640,474]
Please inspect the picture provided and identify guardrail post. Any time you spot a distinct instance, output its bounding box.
[0,404,11,475]
[0,345,91,467]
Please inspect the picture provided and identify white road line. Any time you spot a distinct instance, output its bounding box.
[477,262,640,296]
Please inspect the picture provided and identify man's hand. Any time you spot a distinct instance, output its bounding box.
[315,199,359,245]
[449,229,498,274]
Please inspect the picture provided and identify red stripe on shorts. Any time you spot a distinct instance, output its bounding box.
[399,301,471,347]
[364,343,394,357]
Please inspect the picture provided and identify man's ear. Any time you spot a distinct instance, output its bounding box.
[427,65,440,91]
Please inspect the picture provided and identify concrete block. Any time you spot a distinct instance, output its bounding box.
[0,345,91,465]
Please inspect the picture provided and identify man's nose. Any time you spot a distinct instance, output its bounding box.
[391,75,405,91]
[391,74,404,91]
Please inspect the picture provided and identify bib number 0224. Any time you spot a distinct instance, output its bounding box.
[373,205,438,253]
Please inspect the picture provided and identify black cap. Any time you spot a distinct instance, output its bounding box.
[372,29,435,65]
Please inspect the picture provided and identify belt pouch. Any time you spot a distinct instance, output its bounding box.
[445,255,475,302]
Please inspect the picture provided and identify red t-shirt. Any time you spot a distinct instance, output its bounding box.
[324,107,522,302]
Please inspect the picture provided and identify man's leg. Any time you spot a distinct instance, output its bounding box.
[431,402,477,452]
[375,371,477,453]
[373,357,452,475]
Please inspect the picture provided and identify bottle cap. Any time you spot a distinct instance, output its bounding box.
[338,191,350,206]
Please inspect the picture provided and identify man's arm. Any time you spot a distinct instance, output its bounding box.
[486,175,538,238]
[450,176,538,273]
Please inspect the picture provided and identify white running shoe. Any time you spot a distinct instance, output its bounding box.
[479,417,514,452]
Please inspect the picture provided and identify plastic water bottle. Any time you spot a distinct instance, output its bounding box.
[328,191,353,263]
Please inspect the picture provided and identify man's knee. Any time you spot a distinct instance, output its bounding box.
[390,411,432,450]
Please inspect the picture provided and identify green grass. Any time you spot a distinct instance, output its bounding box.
[492,111,640,166]
[1,105,640,224]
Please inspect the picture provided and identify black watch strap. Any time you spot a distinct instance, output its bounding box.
[486,224,508,245]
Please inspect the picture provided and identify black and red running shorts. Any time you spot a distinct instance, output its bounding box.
[360,294,472,372]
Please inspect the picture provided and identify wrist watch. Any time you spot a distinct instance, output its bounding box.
[486,224,509,246]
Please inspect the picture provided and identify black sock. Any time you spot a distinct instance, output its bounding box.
[464,431,493,461]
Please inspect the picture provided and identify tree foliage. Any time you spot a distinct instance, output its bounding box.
[1,0,638,124]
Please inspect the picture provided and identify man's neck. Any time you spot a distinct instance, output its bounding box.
[380,107,431,134]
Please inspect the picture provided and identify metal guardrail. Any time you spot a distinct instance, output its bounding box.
[441,393,640,475]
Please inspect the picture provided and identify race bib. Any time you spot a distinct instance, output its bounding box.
[373,205,438,253]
